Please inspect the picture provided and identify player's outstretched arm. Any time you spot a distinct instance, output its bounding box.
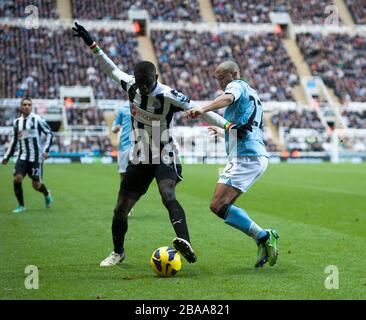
[72,22,133,88]
[2,120,19,164]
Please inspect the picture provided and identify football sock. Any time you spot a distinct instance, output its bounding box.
[37,184,49,197]
[165,200,191,244]
[223,205,268,242]
[112,216,127,254]
[13,182,24,207]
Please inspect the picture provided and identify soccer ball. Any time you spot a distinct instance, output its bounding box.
[150,246,182,277]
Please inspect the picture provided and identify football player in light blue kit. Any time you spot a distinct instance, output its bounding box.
[112,105,132,180]
[188,61,279,268]
[112,104,133,216]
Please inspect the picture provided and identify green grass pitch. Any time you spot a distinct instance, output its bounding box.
[0,163,365,300]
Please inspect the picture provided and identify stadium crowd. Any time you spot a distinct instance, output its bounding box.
[50,135,113,156]
[0,26,139,100]
[71,0,202,22]
[271,110,324,130]
[297,33,366,103]
[151,30,298,101]
[346,0,366,24]
[342,110,366,129]
[66,107,106,126]
[0,106,18,126]
[0,0,58,18]
[210,0,339,24]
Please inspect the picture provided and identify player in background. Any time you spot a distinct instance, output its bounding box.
[112,104,133,216]
[187,61,279,268]
[2,98,53,213]
[112,104,132,181]
[73,22,239,267]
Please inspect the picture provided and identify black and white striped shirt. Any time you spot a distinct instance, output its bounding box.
[3,113,53,163]
[94,49,227,163]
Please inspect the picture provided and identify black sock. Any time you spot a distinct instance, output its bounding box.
[112,216,128,254]
[13,182,24,207]
[37,184,49,196]
[165,200,191,244]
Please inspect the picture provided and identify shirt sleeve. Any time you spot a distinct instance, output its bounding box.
[38,117,53,153]
[166,91,228,129]
[225,81,243,103]
[3,120,18,161]
[112,110,123,131]
[94,49,135,93]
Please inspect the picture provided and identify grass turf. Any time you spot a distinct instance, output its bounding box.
[0,163,365,300]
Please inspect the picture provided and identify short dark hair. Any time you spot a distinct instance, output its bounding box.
[20,97,32,105]
[134,61,156,77]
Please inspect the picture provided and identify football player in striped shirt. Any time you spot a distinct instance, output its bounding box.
[73,22,239,267]
[2,98,53,213]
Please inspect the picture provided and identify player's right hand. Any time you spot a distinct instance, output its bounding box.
[2,158,8,165]
[72,22,94,46]
[112,125,122,133]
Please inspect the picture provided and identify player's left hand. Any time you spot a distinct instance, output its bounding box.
[42,152,49,160]
[72,22,94,46]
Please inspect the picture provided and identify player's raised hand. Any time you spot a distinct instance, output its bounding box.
[72,22,94,46]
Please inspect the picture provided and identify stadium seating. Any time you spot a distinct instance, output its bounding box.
[0,0,59,18]
[0,26,140,100]
[71,0,202,22]
[345,0,366,24]
[296,33,366,103]
[151,30,298,101]
[210,0,340,24]
[341,110,366,128]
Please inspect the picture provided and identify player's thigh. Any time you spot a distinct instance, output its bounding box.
[29,162,43,182]
[218,156,268,194]
[155,163,183,185]
[13,160,27,181]
[120,163,155,198]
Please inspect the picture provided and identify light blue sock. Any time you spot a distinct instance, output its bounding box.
[224,205,267,242]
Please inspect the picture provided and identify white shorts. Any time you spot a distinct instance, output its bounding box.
[118,149,130,173]
[218,156,268,193]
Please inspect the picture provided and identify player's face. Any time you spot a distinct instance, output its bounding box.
[214,70,234,90]
[20,100,32,116]
[135,74,157,95]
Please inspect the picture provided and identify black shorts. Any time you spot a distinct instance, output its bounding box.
[14,160,43,181]
[120,162,183,198]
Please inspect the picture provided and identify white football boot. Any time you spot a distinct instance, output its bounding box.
[100,251,125,267]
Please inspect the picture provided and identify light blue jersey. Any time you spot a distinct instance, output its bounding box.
[112,106,132,151]
[224,80,269,158]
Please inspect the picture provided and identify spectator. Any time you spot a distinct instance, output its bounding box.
[0,0,59,19]
[297,33,366,103]
[152,30,298,101]
[72,0,202,22]
[0,26,140,100]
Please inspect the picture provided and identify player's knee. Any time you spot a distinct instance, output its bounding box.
[32,181,41,190]
[209,201,221,215]
[113,202,129,219]
[210,201,230,219]
[159,186,176,206]
[13,175,23,184]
